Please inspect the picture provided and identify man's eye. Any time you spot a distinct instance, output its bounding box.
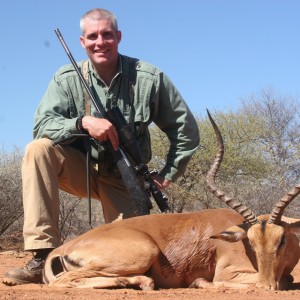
[87,34,97,40]
[102,32,115,40]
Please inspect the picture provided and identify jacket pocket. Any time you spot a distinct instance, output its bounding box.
[132,76,155,164]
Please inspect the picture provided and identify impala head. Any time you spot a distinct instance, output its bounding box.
[206,110,300,290]
[248,219,288,290]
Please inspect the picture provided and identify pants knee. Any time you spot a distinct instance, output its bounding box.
[23,138,58,171]
[24,138,53,157]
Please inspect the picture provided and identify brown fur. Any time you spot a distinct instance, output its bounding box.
[43,209,300,290]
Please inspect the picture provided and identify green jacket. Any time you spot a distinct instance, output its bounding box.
[34,54,199,181]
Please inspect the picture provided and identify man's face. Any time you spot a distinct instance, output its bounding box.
[80,18,121,68]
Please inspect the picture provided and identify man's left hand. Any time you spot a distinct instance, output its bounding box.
[151,174,171,189]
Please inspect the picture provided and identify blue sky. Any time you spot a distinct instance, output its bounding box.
[1,0,300,151]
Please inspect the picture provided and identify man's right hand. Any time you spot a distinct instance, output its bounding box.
[81,116,119,151]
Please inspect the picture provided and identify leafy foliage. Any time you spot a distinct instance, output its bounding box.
[1,88,300,244]
[150,88,300,217]
[0,147,23,235]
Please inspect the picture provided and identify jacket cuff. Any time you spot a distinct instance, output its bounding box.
[159,164,179,182]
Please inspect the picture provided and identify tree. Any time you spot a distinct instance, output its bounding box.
[239,87,300,216]
[149,111,271,213]
[0,147,104,242]
[149,88,300,218]
[2,87,300,241]
[0,147,23,235]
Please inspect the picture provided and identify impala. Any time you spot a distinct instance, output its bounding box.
[43,111,300,290]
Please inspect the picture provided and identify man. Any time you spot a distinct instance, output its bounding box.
[3,8,199,285]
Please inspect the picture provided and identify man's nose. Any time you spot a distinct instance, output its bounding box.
[96,35,105,45]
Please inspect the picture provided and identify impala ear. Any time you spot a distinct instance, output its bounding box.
[281,217,300,234]
[211,223,250,243]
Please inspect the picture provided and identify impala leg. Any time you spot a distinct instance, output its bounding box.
[189,278,214,288]
[93,275,155,290]
[190,278,251,289]
[49,269,154,290]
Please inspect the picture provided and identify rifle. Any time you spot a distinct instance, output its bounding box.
[54,28,170,221]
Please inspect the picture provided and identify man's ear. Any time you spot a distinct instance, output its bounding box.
[117,31,122,44]
[80,36,86,49]
[210,223,250,243]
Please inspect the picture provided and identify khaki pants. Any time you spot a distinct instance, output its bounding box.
[22,138,135,251]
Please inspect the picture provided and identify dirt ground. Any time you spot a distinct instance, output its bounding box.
[1,251,300,300]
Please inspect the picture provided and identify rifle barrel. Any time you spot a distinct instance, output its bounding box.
[54,28,105,117]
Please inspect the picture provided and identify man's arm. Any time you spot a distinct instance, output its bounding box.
[152,72,200,182]
[33,67,83,141]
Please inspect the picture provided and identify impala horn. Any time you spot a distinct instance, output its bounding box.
[268,183,300,224]
[206,110,259,225]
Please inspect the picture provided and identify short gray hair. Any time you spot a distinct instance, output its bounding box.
[80,8,119,34]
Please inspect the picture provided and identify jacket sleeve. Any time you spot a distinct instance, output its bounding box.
[33,67,83,141]
[152,72,200,182]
